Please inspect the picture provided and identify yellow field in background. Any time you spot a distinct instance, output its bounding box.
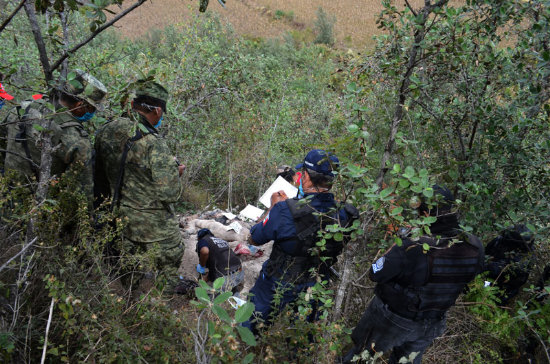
[112,0,429,49]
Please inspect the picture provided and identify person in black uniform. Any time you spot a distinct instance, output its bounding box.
[242,149,358,334]
[485,224,535,304]
[196,228,243,294]
[342,186,485,364]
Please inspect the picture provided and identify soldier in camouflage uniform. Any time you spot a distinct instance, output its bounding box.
[1,70,106,205]
[94,80,185,288]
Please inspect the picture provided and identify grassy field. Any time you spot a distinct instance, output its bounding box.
[112,0,428,49]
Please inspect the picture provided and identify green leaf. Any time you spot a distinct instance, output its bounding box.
[393,164,401,173]
[33,124,45,132]
[347,124,359,133]
[243,353,255,364]
[424,216,437,224]
[422,243,430,251]
[390,206,403,216]
[334,232,344,242]
[213,291,232,305]
[410,185,423,193]
[213,277,225,290]
[235,302,255,323]
[398,179,410,188]
[422,188,434,198]
[207,321,215,336]
[379,187,393,199]
[68,79,83,89]
[403,166,415,178]
[212,305,232,324]
[236,325,257,346]
[394,237,403,246]
[47,347,59,356]
[137,123,150,134]
[195,287,210,303]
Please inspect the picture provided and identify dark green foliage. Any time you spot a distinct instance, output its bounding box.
[1,0,549,362]
[336,0,550,362]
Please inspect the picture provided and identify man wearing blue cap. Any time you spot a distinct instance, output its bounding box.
[243,149,358,334]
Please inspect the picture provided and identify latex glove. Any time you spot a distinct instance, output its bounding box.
[196,264,206,274]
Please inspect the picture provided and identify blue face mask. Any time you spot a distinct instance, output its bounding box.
[154,115,163,129]
[0,100,4,110]
[298,177,305,199]
[76,111,95,122]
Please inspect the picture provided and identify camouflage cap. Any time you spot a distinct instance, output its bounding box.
[63,69,107,110]
[134,79,169,104]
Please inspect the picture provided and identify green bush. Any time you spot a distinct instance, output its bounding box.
[314,7,336,47]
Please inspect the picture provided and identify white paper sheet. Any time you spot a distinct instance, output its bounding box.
[222,212,237,220]
[239,204,264,221]
[227,221,243,234]
[259,176,298,208]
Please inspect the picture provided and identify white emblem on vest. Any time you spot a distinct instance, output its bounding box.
[212,237,228,248]
[372,256,385,273]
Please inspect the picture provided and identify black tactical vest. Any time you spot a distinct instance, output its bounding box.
[264,197,358,284]
[377,234,484,318]
[201,236,242,281]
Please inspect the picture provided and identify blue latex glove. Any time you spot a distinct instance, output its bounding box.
[196,264,206,274]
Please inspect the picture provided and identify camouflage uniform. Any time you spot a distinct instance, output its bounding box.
[1,70,106,204]
[94,81,184,278]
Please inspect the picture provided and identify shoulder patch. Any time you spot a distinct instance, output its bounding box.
[372,256,385,273]
[262,212,270,226]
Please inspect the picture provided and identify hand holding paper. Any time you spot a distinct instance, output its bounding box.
[270,190,288,207]
[259,176,298,208]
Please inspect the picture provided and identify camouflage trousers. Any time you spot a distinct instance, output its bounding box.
[117,234,185,291]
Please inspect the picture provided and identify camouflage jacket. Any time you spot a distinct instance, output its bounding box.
[1,100,93,201]
[94,110,183,243]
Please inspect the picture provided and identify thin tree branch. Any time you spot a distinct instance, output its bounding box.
[375,0,450,187]
[0,149,41,168]
[59,10,70,80]
[404,0,418,16]
[40,297,55,364]
[0,237,37,273]
[0,0,26,33]
[24,0,52,82]
[50,0,147,73]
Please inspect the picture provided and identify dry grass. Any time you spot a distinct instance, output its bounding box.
[110,0,434,49]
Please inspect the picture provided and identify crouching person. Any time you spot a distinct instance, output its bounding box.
[196,228,244,294]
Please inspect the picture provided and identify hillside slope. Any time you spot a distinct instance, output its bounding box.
[111,0,426,48]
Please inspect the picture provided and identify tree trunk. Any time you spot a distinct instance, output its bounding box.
[333,241,355,321]
[375,0,449,187]
[23,0,52,82]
